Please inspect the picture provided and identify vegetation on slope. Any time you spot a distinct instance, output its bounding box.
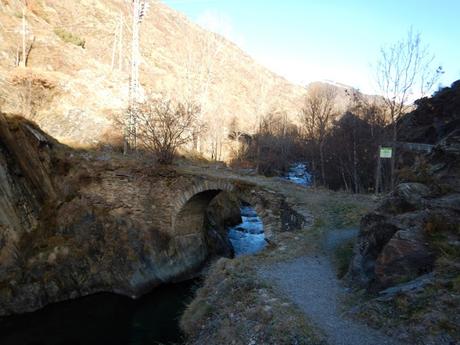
[53,28,86,48]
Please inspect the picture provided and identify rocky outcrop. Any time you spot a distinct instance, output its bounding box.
[348,82,460,291]
[347,83,460,342]
[205,192,241,258]
[0,114,57,276]
[349,132,460,290]
[398,80,460,145]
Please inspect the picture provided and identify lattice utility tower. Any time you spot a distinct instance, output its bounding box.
[111,12,124,71]
[19,8,29,67]
[125,0,150,154]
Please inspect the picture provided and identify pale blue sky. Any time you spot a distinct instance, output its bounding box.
[162,0,460,94]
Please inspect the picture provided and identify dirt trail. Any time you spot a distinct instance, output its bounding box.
[258,230,404,345]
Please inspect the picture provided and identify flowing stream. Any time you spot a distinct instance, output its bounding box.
[228,204,266,256]
[0,280,195,345]
[284,163,312,186]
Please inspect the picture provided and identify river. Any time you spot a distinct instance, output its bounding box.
[284,163,312,186]
[227,203,266,256]
[0,280,195,345]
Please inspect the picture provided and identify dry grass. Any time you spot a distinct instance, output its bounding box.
[9,69,58,119]
[18,0,51,22]
[181,258,327,345]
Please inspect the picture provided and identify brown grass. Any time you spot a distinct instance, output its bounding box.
[181,258,327,345]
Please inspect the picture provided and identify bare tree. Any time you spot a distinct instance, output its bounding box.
[238,110,300,176]
[135,98,203,164]
[182,30,224,155]
[376,28,443,187]
[299,84,337,185]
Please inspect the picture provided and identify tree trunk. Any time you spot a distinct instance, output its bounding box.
[390,119,397,190]
[375,146,382,195]
[319,141,326,186]
[353,134,359,193]
[339,158,350,192]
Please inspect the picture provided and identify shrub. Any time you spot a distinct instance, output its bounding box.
[54,27,85,48]
[131,98,204,164]
[10,69,57,118]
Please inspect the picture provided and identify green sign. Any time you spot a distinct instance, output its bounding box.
[380,147,393,159]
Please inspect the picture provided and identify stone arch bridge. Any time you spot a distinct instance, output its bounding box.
[145,174,306,275]
[82,168,307,289]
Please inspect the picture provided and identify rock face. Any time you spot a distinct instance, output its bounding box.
[398,80,460,145]
[205,192,242,258]
[348,81,460,291]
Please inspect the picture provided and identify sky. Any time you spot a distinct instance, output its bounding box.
[162,0,460,95]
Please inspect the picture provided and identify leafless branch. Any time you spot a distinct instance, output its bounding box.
[132,98,205,164]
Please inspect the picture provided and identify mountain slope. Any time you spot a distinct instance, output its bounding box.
[0,0,306,155]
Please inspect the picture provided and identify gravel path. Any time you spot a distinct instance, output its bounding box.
[258,230,403,345]
[322,228,359,253]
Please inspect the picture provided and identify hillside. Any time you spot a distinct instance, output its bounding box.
[0,0,306,156]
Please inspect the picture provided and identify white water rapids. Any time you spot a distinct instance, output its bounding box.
[284,163,312,186]
[227,205,265,256]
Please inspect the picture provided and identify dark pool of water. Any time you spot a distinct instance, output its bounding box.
[0,280,196,345]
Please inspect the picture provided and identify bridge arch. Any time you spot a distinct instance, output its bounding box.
[171,180,276,245]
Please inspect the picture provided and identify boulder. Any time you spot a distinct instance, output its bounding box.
[374,229,435,289]
[378,182,430,215]
[394,183,431,208]
[377,272,434,301]
[347,213,400,287]
[204,192,241,258]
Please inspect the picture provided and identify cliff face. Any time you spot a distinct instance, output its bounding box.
[0,0,306,156]
[398,80,460,145]
[0,113,56,271]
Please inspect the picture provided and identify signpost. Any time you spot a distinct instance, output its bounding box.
[375,145,393,195]
[380,147,393,159]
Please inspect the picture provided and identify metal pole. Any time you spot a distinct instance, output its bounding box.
[124,0,149,154]
[111,20,118,70]
[125,0,140,154]
[21,8,26,67]
[118,12,123,71]
[375,145,382,195]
